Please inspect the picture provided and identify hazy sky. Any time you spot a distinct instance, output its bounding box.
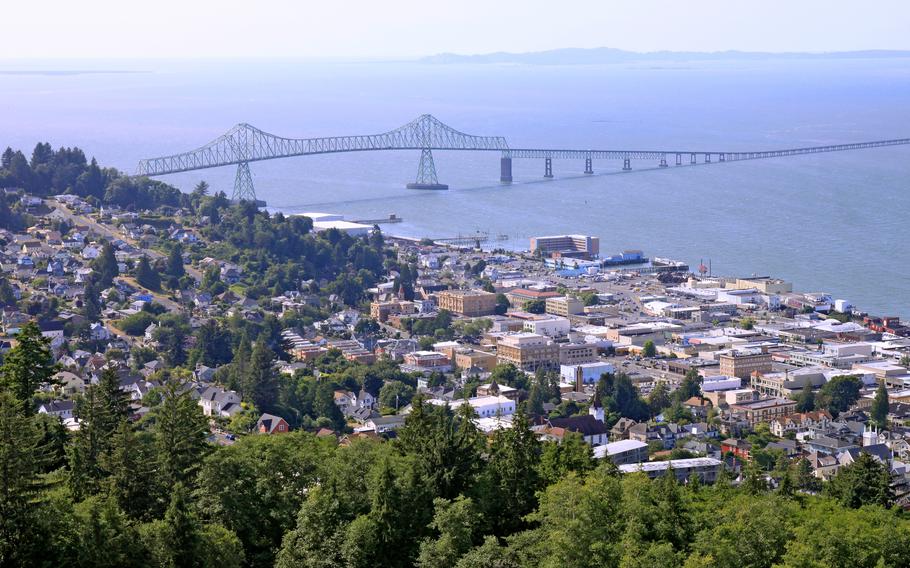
[4,0,909,59]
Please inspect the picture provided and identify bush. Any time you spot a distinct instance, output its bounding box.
[116,311,156,336]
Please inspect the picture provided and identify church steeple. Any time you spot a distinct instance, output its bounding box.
[590,389,605,423]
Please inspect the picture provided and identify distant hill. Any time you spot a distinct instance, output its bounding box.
[421,47,910,65]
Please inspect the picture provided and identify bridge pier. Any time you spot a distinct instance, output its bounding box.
[622,158,632,171]
[675,153,682,166]
[704,153,712,163]
[719,153,726,162]
[500,157,513,183]
[584,157,593,174]
[407,148,448,190]
[690,153,697,165]
[659,155,668,168]
[544,158,553,178]
[232,161,257,202]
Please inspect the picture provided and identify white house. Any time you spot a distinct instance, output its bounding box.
[198,386,242,417]
[427,395,516,418]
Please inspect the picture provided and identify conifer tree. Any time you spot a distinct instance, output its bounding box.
[0,321,57,414]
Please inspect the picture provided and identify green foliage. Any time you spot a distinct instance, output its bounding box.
[871,381,889,430]
[378,380,415,411]
[817,374,862,417]
[494,293,510,315]
[0,321,57,414]
[794,383,816,412]
[116,311,156,336]
[417,496,481,568]
[642,340,657,358]
[135,255,161,291]
[525,299,546,314]
[825,451,894,509]
[152,380,210,490]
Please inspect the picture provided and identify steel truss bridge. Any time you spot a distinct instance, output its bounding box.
[136,114,910,201]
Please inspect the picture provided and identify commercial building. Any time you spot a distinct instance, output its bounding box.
[618,458,723,483]
[505,288,562,308]
[530,234,600,260]
[522,315,571,337]
[496,333,560,371]
[594,439,649,465]
[435,289,497,317]
[729,397,798,427]
[427,395,516,418]
[560,361,614,385]
[401,351,452,372]
[718,349,773,379]
[453,349,498,372]
[545,295,584,317]
[559,343,599,366]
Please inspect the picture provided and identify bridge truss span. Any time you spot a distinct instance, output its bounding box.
[135,114,910,201]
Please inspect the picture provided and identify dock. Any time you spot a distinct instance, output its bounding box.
[353,214,402,225]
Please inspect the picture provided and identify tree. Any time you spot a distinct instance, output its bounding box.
[135,255,161,291]
[0,390,45,563]
[378,380,414,411]
[248,340,279,411]
[494,293,510,315]
[417,497,481,568]
[538,432,594,485]
[825,451,894,509]
[104,421,159,520]
[525,299,546,314]
[482,410,542,534]
[166,243,185,278]
[871,381,889,430]
[92,242,119,289]
[153,380,210,490]
[794,382,816,412]
[642,340,657,358]
[675,368,703,403]
[83,277,103,322]
[817,374,862,417]
[0,321,57,414]
[276,484,348,568]
[739,317,755,330]
[648,382,672,416]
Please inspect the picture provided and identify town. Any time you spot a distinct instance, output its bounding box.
[2,145,909,567]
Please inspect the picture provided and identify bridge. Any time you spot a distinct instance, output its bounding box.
[136,114,910,201]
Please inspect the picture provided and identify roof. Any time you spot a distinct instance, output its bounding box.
[257,413,287,433]
[619,457,722,473]
[549,415,610,437]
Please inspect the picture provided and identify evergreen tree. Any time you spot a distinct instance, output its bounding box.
[795,382,816,412]
[92,242,119,289]
[104,421,159,520]
[135,255,161,291]
[641,340,657,358]
[871,380,889,430]
[154,380,209,490]
[0,321,57,414]
[83,277,103,322]
[166,243,185,278]
[0,390,44,563]
[825,451,894,509]
[249,340,279,411]
[229,336,252,395]
[417,496,481,568]
[276,484,347,568]
[482,410,542,534]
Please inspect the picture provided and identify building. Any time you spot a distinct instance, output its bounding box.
[257,413,290,434]
[435,289,497,317]
[199,387,242,417]
[545,295,584,317]
[522,315,571,337]
[402,350,452,372]
[560,362,615,385]
[476,381,519,400]
[549,415,611,446]
[505,288,562,308]
[720,438,752,460]
[618,458,723,483]
[729,397,798,427]
[453,349,498,372]
[718,349,773,379]
[427,395,516,418]
[558,343,599,366]
[594,439,649,465]
[496,333,560,371]
[769,410,833,437]
[530,234,600,260]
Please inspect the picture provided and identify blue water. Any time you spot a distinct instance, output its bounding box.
[1,58,909,317]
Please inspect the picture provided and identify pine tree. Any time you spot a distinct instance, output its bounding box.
[229,336,252,396]
[483,410,542,534]
[104,421,159,520]
[0,321,57,414]
[134,256,160,291]
[795,383,816,412]
[166,243,185,278]
[83,277,102,322]
[871,380,889,430]
[249,340,279,411]
[92,242,119,289]
[154,380,209,490]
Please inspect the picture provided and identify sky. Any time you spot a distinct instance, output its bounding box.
[2,0,909,59]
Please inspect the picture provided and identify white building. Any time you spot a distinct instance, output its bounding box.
[523,316,571,337]
[427,395,516,418]
[560,362,615,385]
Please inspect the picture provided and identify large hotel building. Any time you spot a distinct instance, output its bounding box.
[530,235,600,260]
[435,289,497,317]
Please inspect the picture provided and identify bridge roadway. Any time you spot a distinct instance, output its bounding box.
[134,114,910,201]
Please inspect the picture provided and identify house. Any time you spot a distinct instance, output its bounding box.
[89,322,111,341]
[362,415,407,434]
[548,415,611,446]
[198,386,242,417]
[628,422,680,450]
[610,417,637,441]
[769,410,833,437]
[37,400,75,420]
[721,438,753,460]
[257,413,290,434]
